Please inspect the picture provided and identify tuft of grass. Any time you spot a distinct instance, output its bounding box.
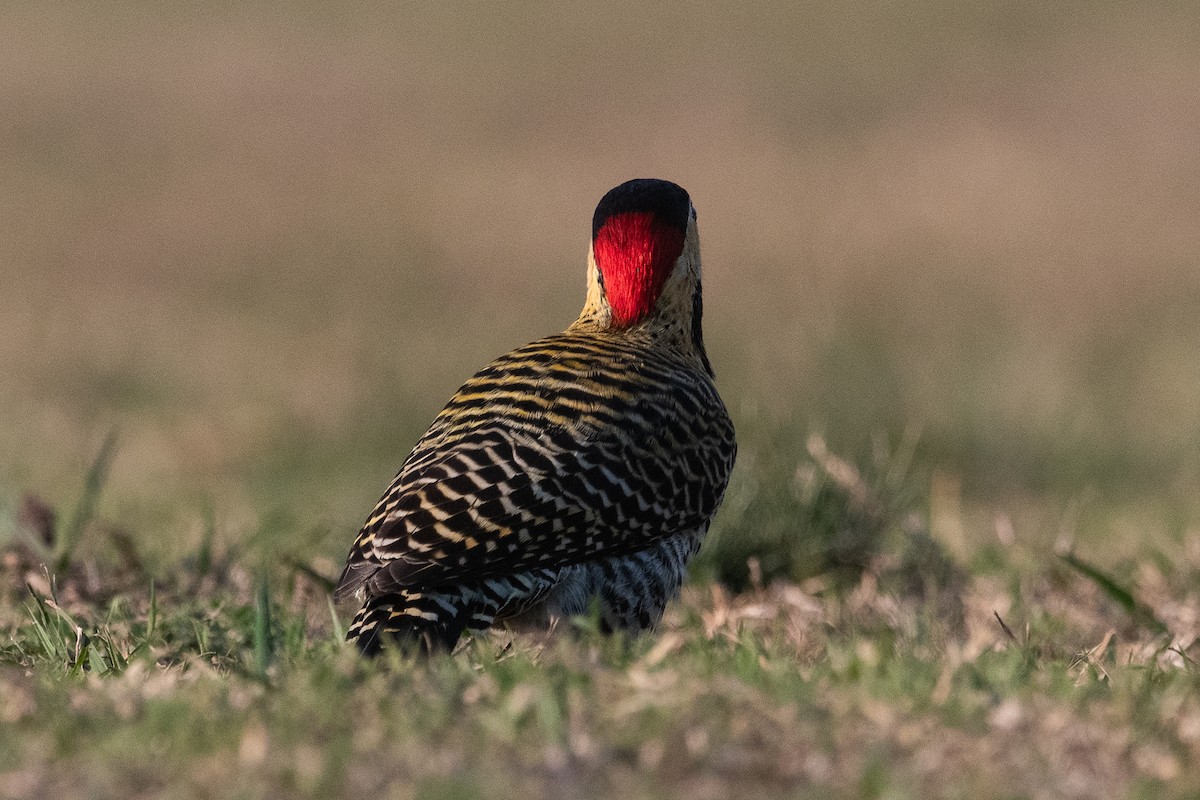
[19,582,145,676]
[697,427,946,597]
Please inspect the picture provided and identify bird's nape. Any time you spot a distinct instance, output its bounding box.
[592,212,686,328]
[590,178,694,328]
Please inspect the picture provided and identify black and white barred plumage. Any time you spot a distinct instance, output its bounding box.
[335,179,736,654]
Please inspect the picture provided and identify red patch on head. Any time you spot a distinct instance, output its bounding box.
[592,211,686,327]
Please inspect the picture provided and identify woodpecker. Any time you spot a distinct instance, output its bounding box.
[335,178,737,654]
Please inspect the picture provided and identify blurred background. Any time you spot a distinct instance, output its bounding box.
[2,1,1198,573]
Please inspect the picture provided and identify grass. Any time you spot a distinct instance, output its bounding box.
[3,1,1200,797]
[2,430,1197,799]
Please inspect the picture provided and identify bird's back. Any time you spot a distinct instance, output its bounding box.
[336,326,735,652]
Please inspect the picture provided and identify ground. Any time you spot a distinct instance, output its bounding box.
[2,2,1200,798]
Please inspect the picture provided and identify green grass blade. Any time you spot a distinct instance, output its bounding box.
[56,429,120,573]
[254,574,274,680]
[196,505,216,579]
[327,595,345,643]
[283,556,336,594]
[1059,553,1168,635]
[147,580,158,642]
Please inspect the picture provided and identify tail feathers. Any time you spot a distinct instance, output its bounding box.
[347,591,489,655]
[344,569,566,656]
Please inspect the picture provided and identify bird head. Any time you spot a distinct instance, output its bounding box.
[583,179,701,332]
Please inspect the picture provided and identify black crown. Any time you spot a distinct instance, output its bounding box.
[592,179,691,240]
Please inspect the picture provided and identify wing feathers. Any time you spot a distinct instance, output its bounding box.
[335,331,736,602]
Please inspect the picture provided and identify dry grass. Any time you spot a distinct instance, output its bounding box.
[1,519,1197,799]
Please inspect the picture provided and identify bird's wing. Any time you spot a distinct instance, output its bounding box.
[334,348,735,601]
